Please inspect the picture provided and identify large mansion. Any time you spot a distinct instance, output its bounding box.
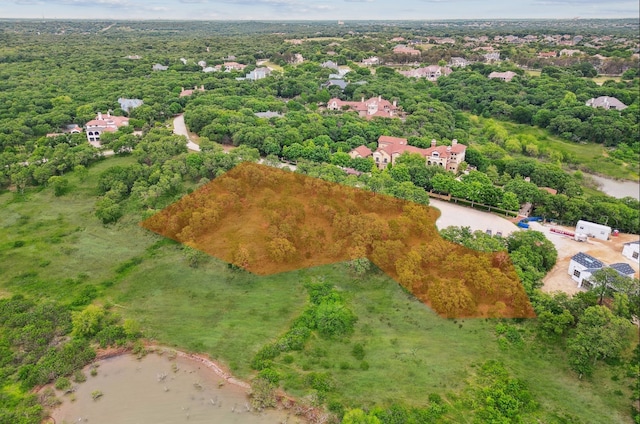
[327,96,399,119]
[350,135,466,172]
[85,112,129,146]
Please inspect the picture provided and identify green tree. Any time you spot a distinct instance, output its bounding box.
[567,305,635,377]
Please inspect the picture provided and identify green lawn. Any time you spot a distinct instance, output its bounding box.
[0,157,636,423]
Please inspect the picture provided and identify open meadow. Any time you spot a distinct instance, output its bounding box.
[0,157,636,423]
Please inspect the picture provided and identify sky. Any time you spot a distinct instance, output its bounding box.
[0,0,637,21]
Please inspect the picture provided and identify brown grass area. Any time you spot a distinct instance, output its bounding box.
[141,162,535,318]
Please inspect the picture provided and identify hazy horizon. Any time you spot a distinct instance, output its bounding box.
[0,0,637,21]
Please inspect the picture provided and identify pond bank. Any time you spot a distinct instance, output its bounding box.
[587,173,640,200]
[46,347,316,424]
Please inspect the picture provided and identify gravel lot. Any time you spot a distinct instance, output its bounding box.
[429,199,639,296]
[529,222,640,295]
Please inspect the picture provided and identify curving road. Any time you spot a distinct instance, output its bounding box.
[172,114,201,152]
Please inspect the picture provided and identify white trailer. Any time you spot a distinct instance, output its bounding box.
[575,220,611,241]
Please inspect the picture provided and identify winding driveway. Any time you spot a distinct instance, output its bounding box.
[173,114,201,152]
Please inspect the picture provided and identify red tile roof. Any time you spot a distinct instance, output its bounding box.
[353,145,372,157]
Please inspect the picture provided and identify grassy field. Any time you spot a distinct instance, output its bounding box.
[474,116,639,181]
[590,75,622,85]
[0,157,636,423]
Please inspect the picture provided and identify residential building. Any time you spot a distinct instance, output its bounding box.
[179,85,205,98]
[244,67,272,80]
[46,124,82,138]
[622,240,640,261]
[569,252,605,288]
[399,65,452,81]
[488,71,517,82]
[152,63,168,71]
[393,45,421,56]
[436,38,456,45]
[357,136,466,171]
[290,54,304,64]
[449,57,469,68]
[559,49,581,56]
[323,79,348,90]
[321,60,340,70]
[538,51,557,58]
[348,145,372,160]
[117,98,143,113]
[585,96,628,111]
[85,112,129,146]
[223,62,247,71]
[362,56,380,66]
[483,52,500,62]
[569,252,637,289]
[327,96,399,119]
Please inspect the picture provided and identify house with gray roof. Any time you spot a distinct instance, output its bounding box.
[569,252,604,287]
[586,96,628,111]
[323,79,348,90]
[152,63,168,71]
[118,98,144,113]
[569,252,637,289]
[609,263,635,278]
[488,71,517,82]
[321,60,340,70]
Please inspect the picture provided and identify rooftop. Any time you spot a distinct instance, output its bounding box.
[571,252,605,269]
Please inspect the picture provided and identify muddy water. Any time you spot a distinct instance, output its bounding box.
[588,174,640,200]
[50,352,297,424]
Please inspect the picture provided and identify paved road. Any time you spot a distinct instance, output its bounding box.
[173,114,201,152]
[172,114,297,170]
[429,198,519,236]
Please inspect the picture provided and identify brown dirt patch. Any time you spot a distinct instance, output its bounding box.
[141,162,535,319]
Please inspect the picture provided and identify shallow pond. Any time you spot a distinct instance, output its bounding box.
[50,352,297,424]
[588,174,640,200]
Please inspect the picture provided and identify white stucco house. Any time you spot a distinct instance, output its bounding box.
[622,240,639,262]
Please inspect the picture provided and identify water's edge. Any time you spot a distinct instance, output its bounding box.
[42,346,320,424]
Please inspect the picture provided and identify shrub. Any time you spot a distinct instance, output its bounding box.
[257,368,281,385]
[314,300,356,338]
[55,377,71,391]
[305,372,334,393]
[352,343,365,360]
[73,370,86,383]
